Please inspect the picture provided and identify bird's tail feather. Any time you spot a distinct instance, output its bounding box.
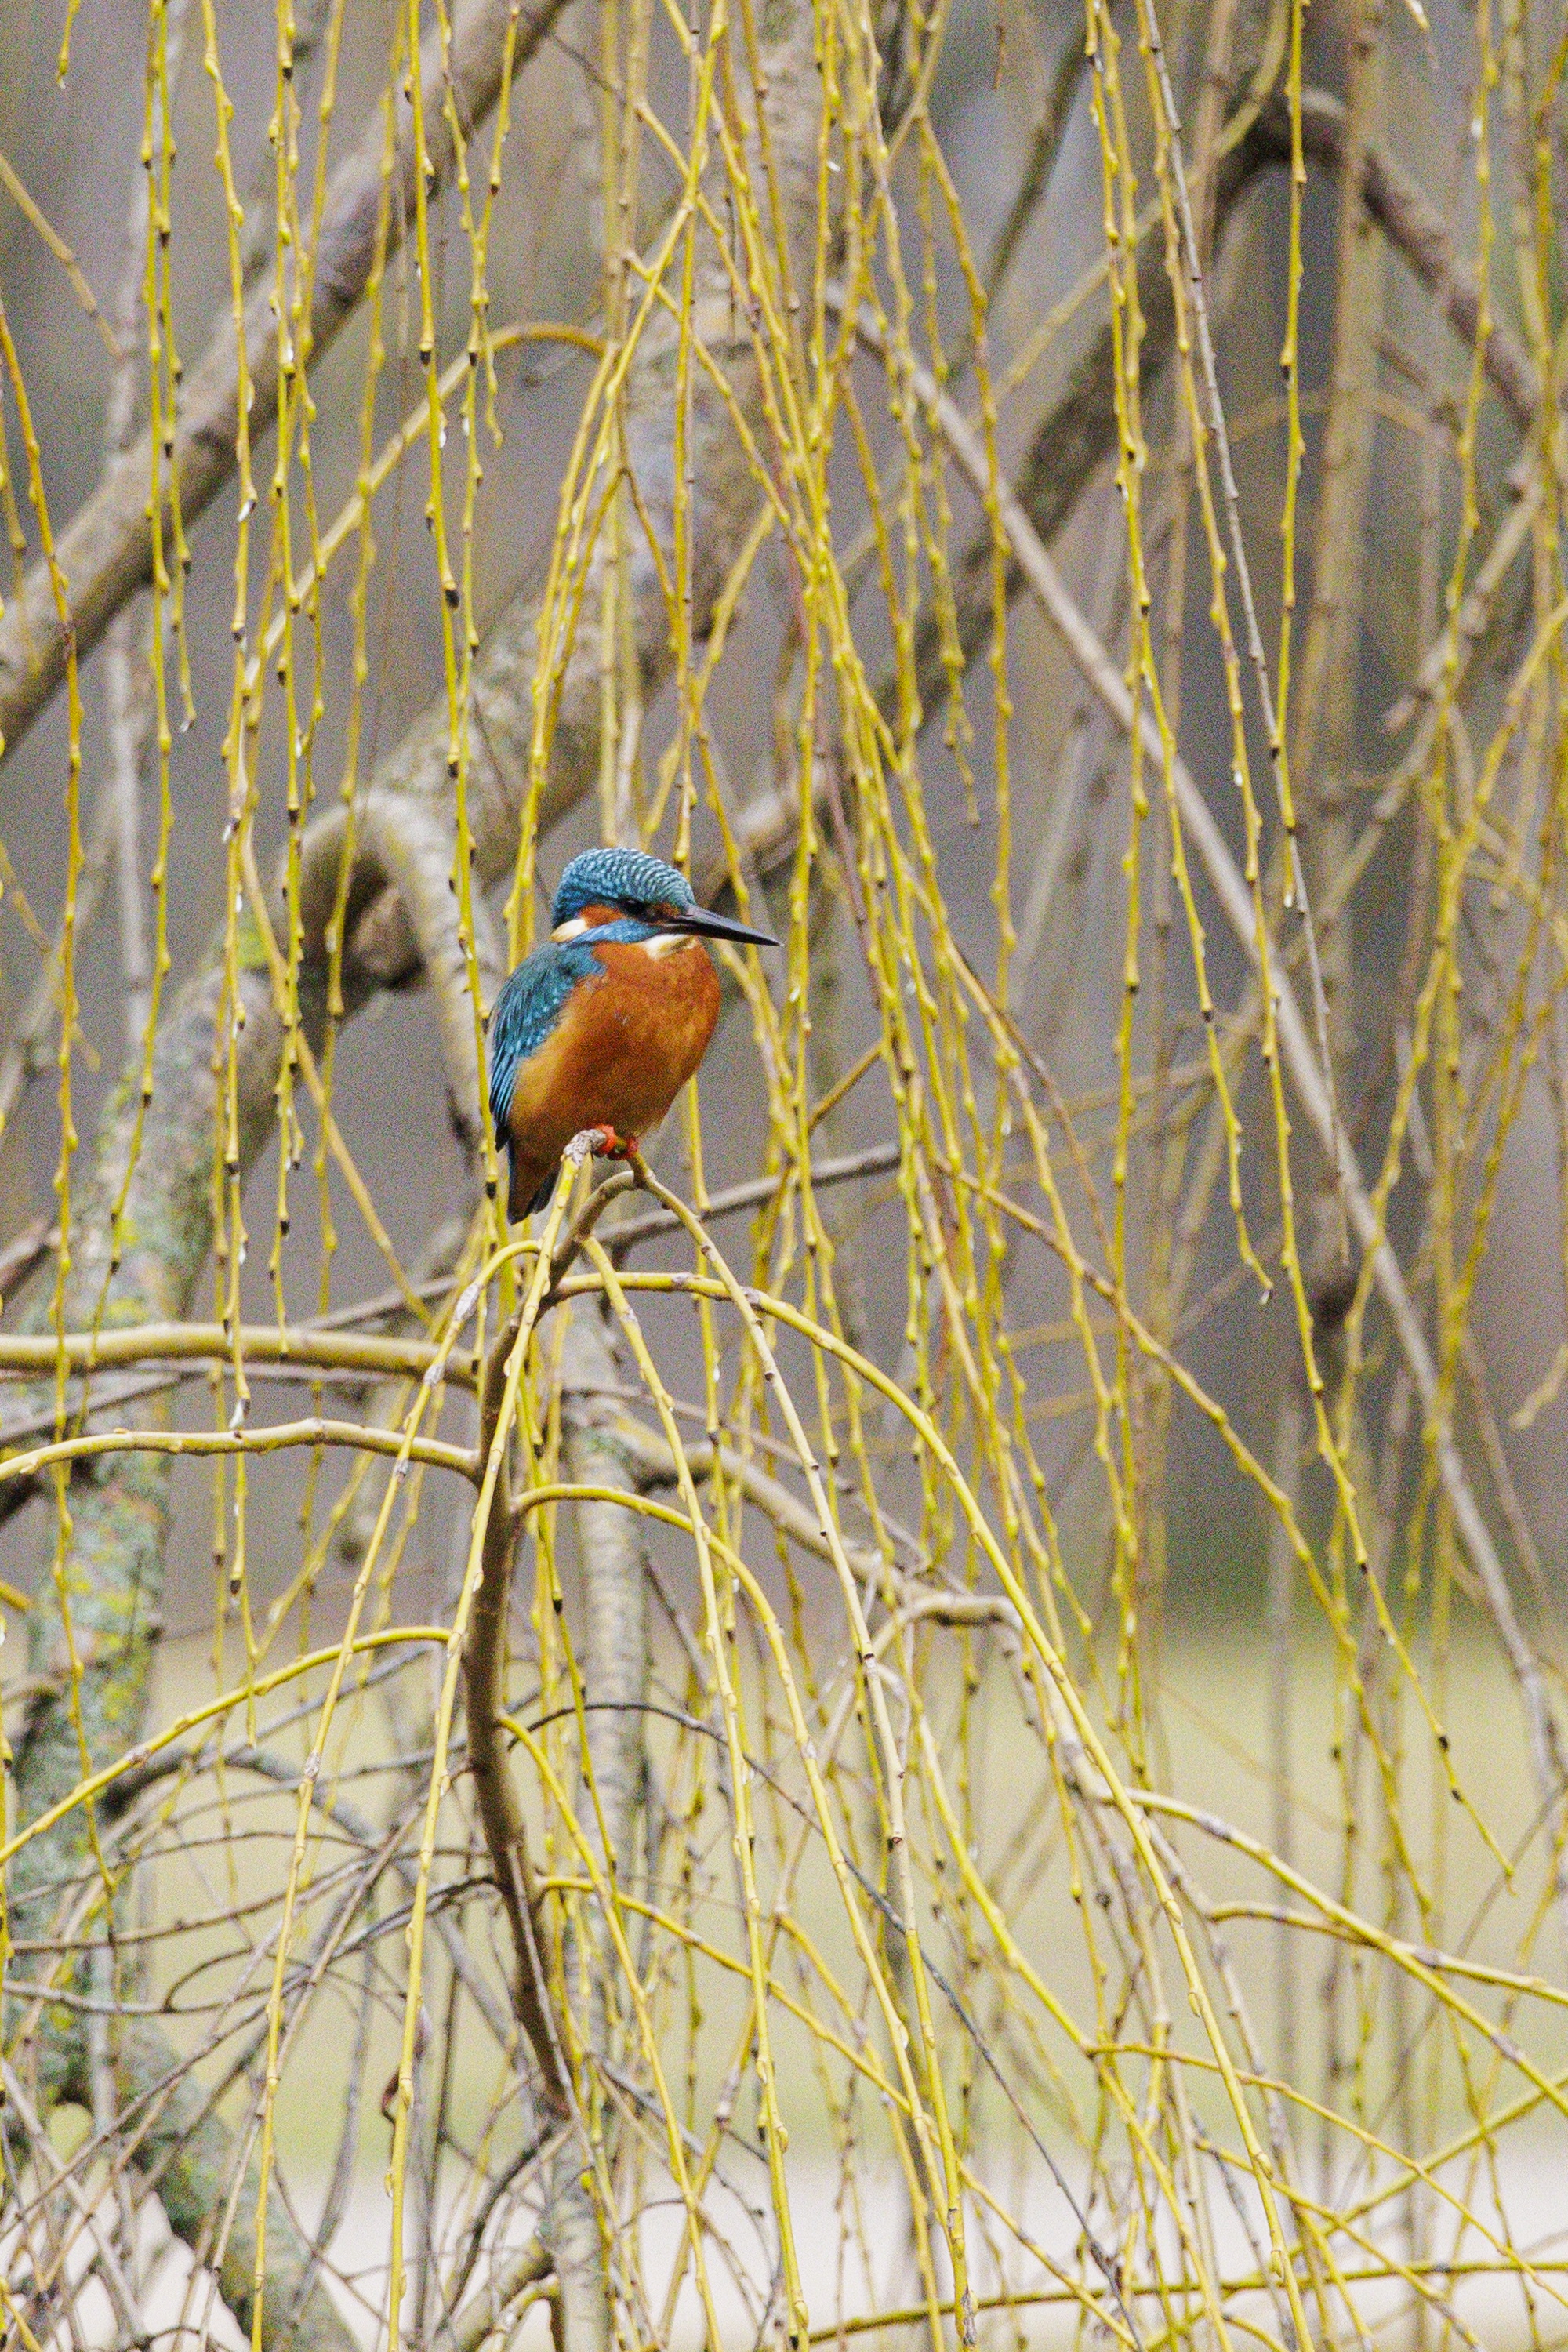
[506,1148,559,1221]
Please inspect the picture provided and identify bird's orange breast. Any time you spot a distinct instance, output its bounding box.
[505,937,722,1175]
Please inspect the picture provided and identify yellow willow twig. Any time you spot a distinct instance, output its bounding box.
[234,832,428,1327]
[0,1418,475,1489]
[540,1242,1507,2318]
[0,149,120,360]
[1136,0,1348,1207]
[13,0,1568,2328]
[0,1322,477,1384]
[857,307,1567,1853]
[800,2257,1568,2347]
[596,1176,1307,2345]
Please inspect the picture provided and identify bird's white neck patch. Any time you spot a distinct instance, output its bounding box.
[552,915,590,942]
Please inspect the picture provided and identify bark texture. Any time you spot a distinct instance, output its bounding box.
[116,2020,359,2352]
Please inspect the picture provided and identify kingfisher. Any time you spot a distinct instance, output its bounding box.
[487,847,779,1221]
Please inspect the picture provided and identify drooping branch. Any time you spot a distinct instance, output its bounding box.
[463,1470,566,2079]
[7,10,827,2340]
[910,82,1537,731]
[0,0,572,760]
[882,315,1568,1912]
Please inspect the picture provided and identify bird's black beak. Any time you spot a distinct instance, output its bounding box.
[663,906,779,949]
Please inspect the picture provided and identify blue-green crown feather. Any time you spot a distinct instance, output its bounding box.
[552,848,695,927]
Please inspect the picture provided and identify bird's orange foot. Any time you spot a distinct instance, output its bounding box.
[564,1127,605,1174]
[565,1126,641,1170]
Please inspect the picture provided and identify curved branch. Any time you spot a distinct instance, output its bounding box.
[462,1298,572,2118]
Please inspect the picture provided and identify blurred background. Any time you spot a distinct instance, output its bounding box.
[3,0,1568,2335]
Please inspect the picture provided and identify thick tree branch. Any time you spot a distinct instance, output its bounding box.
[114,2020,359,2352]
[561,1309,648,1897]
[464,1301,573,2117]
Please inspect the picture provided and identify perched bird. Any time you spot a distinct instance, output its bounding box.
[487,847,778,1221]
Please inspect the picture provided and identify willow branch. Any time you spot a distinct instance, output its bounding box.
[462,1298,572,2118]
[906,82,1534,739]
[10,0,826,2139]
[0,1319,478,1384]
[879,314,1568,1877]
[0,0,572,760]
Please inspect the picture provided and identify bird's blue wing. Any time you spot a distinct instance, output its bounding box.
[487,942,591,1136]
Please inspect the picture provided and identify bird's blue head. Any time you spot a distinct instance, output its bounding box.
[550,848,776,949]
